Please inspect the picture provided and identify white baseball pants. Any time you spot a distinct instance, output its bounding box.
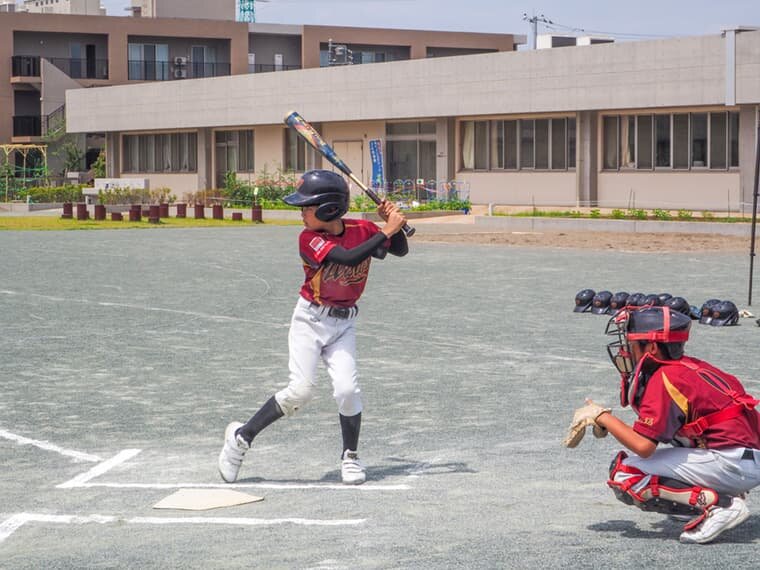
[275,296,362,417]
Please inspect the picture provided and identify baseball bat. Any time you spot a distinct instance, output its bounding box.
[283,110,415,237]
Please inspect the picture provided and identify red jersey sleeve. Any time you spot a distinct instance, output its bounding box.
[299,230,336,267]
[632,369,687,443]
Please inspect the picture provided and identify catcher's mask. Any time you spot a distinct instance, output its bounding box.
[605,306,691,407]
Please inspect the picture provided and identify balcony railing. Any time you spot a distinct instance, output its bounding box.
[48,57,109,80]
[12,55,40,77]
[13,115,42,137]
[249,63,301,74]
[12,55,109,79]
[128,60,231,81]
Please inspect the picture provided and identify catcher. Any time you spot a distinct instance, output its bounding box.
[564,305,760,544]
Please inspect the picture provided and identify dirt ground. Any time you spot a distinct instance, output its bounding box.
[414,230,753,252]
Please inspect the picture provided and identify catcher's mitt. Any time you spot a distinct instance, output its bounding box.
[562,400,611,448]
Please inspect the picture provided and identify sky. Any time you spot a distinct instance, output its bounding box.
[95,0,760,40]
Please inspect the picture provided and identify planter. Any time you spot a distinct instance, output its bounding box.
[148,204,160,224]
[212,204,223,220]
[176,203,187,218]
[61,202,73,219]
[159,203,170,218]
[194,204,205,219]
[232,212,243,221]
[252,204,263,223]
[76,202,88,220]
[129,204,141,222]
[94,204,106,221]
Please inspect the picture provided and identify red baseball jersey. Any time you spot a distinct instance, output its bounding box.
[297,218,388,307]
[633,356,760,449]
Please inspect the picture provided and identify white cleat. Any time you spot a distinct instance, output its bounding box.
[679,497,750,544]
[341,449,366,485]
[218,421,249,483]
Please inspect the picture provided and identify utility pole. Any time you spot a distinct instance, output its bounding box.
[522,12,554,49]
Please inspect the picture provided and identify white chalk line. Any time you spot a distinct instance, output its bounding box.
[0,290,286,328]
[57,449,142,489]
[78,481,411,491]
[0,429,102,463]
[0,513,365,544]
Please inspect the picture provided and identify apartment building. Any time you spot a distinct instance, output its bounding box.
[65,27,759,212]
[1,9,517,179]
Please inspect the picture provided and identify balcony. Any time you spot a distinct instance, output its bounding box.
[11,55,109,80]
[47,57,109,80]
[128,60,231,81]
[13,115,42,138]
[249,63,301,73]
[12,55,40,77]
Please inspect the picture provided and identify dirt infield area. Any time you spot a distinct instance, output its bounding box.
[414,230,752,252]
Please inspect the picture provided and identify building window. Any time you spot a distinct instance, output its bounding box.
[284,127,317,172]
[636,115,653,170]
[463,117,575,172]
[602,112,739,170]
[387,121,437,183]
[215,130,254,188]
[128,42,169,81]
[655,114,671,168]
[122,132,197,173]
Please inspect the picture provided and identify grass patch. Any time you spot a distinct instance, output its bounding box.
[0,216,299,231]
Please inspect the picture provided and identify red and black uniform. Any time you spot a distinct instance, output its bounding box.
[632,356,760,449]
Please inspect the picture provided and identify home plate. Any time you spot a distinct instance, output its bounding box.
[153,489,264,511]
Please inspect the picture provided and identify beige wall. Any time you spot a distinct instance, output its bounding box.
[597,172,742,212]
[155,0,236,21]
[459,172,577,206]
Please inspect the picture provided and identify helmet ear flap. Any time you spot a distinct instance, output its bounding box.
[315,202,345,222]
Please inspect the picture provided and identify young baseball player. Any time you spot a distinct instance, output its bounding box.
[218,169,408,485]
[564,306,760,544]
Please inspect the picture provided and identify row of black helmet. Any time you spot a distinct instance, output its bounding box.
[573,289,739,326]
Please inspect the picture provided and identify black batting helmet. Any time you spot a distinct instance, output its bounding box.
[284,170,350,222]
[664,296,691,317]
[699,299,721,325]
[607,292,630,315]
[710,300,739,327]
[574,289,596,313]
[591,291,613,315]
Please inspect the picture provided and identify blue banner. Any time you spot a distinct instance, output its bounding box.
[369,139,384,191]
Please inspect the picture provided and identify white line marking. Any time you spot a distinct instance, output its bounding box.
[0,429,102,463]
[128,516,365,527]
[0,514,31,544]
[57,449,142,489]
[0,513,365,543]
[79,482,411,491]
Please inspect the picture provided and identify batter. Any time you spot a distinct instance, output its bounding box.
[218,170,408,485]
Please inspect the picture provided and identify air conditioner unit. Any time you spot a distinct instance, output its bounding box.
[174,56,188,66]
[173,68,187,79]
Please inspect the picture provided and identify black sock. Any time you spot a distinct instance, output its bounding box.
[238,396,283,444]
[340,412,361,454]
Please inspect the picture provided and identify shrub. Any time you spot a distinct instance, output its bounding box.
[16,184,85,203]
[652,208,672,220]
[627,208,647,220]
[611,209,625,219]
[677,209,693,220]
[590,209,601,218]
[702,211,714,220]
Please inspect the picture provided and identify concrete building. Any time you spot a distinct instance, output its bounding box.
[126,0,235,21]
[65,27,759,212]
[19,0,105,16]
[1,10,518,179]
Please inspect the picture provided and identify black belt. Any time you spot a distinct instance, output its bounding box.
[742,448,756,461]
[310,303,358,320]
